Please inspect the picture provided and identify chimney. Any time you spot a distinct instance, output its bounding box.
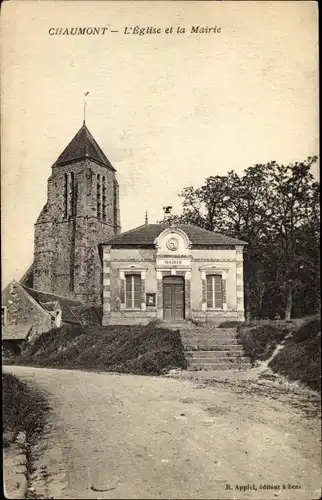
[162,205,172,216]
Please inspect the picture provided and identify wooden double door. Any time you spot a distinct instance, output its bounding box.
[163,276,185,320]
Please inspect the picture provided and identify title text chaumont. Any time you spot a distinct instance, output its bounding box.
[48,26,222,36]
[49,27,109,35]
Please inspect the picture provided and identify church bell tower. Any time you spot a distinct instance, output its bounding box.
[33,121,121,305]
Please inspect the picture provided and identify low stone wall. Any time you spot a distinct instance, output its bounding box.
[191,309,245,323]
[104,309,156,325]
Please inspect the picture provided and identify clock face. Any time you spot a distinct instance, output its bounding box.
[166,237,179,251]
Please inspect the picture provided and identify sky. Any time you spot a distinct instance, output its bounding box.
[1,0,319,287]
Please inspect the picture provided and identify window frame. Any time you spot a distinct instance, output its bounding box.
[125,273,142,310]
[206,274,223,310]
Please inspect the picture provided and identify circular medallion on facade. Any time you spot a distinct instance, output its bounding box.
[166,237,179,251]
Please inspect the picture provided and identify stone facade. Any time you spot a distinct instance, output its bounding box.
[33,124,121,306]
[2,281,53,338]
[101,225,245,325]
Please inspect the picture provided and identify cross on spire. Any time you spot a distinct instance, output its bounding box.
[83,92,89,124]
[145,210,148,225]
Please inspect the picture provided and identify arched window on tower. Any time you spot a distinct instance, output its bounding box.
[64,173,68,218]
[102,176,107,221]
[97,174,101,219]
[69,172,76,217]
[72,174,77,216]
[113,180,118,228]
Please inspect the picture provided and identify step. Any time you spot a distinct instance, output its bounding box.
[184,346,244,352]
[188,355,250,363]
[182,340,242,349]
[183,345,243,351]
[181,333,240,338]
[188,357,252,367]
[180,332,238,339]
[184,344,244,352]
[163,324,193,330]
[188,363,252,371]
[180,328,238,335]
[181,333,240,340]
[180,327,237,335]
[185,350,245,358]
[187,364,251,371]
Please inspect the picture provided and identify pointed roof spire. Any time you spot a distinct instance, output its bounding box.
[145,210,148,225]
[54,122,115,170]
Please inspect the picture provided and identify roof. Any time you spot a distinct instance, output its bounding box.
[2,324,33,340]
[103,224,247,247]
[54,122,115,170]
[21,285,84,324]
[19,263,34,288]
[41,301,59,312]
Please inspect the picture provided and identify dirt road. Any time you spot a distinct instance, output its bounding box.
[4,365,321,499]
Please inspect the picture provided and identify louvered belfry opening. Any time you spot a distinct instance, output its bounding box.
[64,172,77,219]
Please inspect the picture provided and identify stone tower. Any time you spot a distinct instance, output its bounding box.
[33,121,121,306]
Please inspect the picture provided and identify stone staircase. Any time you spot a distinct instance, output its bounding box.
[179,325,252,371]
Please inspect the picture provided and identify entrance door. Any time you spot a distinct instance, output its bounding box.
[163,276,185,320]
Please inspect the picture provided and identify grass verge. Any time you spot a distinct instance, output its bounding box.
[236,317,321,391]
[2,373,50,447]
[269,318,321,391]
[236,322,294,362]
[16,324,187,375]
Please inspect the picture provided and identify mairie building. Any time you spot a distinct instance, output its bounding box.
[100,223,245,325]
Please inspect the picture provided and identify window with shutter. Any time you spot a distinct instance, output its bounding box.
[206,274,223,309]
[125,274,141,309]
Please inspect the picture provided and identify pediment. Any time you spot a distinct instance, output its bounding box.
[154,227,191,256]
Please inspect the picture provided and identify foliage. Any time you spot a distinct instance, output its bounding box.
[161,156,319,320]
[237,323,294,362]
[236,317,321,391]
[269,318,321,391]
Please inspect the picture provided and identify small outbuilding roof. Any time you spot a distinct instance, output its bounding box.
[102,224,247,247]
[21,286,85,324]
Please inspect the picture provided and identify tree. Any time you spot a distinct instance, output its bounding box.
[160,156,319,320]
[265,157,318,319]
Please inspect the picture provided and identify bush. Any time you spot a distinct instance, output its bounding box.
[217,321,242,328]
[237,323,293,363]
[236,318,321,391]
[17,324,187,375]
[292,316,320,343]
[269,318,321,391]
